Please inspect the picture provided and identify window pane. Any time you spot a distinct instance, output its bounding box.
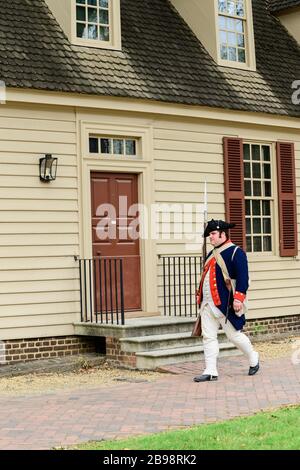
[125,140,136,156]
[262,145,270,161]
[263,236,272,251]
[264,181,271,197]
[228,32,236,45]
[262,200,270,215]
[245,199,251,215]
[263,164,271,179]
[89,137,98,153]
[253,237,262,252]
[220,45,228,60]
[263,218,271,233]
[88,24,98,39]
[252,200,261,215]
[220,31,227,44]
[236,0,245,16]
[227,1,235,15]
[100,138,111,153]
[77,0,86,4]
[238,48,246,63]
[252,145,260,160]
[219,15,226,28]
[99,0,109,7]
[246,236,252,252]
[88,8,97,22]
[218,0,227,13]
[252,163,261,178]
[76,6,86,21]
[253,218,261,234]
[113,139,124,154]
[99,9,109,24]
[235,19,243,32]
[100,26,109,41]
[227,18,235,29]
[245,180,251,196]
[253,181,261,196]
[244,162,251,178]
[246,218,251,234]
[228,47,237,61]
[237,34,244,47]
[88,0,97,5]
[77,23,87,38]
[244,144,250,160]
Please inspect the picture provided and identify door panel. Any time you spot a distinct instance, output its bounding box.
[91,172,141,311]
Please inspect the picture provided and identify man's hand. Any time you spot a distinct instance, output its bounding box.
[233,299,243,313]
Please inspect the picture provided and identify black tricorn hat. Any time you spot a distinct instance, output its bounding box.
[204,219,236,237]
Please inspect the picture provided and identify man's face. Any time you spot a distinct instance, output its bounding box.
[209,230,226,247]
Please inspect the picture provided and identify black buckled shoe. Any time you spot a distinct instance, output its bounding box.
[248,362,260,376]
[193,374,218,382]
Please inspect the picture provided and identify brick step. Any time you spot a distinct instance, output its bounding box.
[135,342,242,370]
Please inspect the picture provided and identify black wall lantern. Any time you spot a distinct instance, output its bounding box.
[39,154,58,182]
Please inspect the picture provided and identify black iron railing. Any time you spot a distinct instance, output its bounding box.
[158,255,202,317]
[77,256,125,325]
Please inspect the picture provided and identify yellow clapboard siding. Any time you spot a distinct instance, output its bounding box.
[0,175,77,188]
[0,163,77,177]
[0,290,80,306]
[0,153,76,166]
[0,268,77,282]
[0,257,78,270]
[154,149,222,162]
[0,129,76,144]
[155,170,223,183]
[0,212,78,223]
[0,188,78,200]
[0,245,78,258]
[0,222,78,234]
[0,324,77,341]
[0,200,77,211]
[155,180,223,193]
[0,116,75,133]
[0,279,78,295]
[155,160,224,173]
[0,141,76,154]
[0,313,78,328]
[0,104,75,121]
[0,233,79,246]
[0,301,79,317]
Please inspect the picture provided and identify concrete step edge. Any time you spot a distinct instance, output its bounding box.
[135,341,237,358]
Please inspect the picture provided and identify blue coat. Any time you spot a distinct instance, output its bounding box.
[201,243,249,331]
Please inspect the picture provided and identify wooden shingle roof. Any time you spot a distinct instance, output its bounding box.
[0,0,300,117]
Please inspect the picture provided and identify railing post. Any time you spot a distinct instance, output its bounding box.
[120,258,125,325]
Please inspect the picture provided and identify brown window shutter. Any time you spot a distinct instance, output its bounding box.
[276,142,298,257]
[223,137,246,250]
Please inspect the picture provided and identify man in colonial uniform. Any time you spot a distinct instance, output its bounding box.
[194,219,260,382]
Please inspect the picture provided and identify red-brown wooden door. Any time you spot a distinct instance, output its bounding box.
[91,172,141,311]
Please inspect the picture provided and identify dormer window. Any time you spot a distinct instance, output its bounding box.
[76,0,110,42]
[170,0,256,71]
[72,0,121,50]
[218,0,246,63]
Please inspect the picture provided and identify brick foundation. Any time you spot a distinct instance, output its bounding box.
[106,337,137,368]
[1,314,299,367]
[0,336,97,366]
[244,314,300,339]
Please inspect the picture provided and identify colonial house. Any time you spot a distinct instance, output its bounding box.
[0,0,299,369]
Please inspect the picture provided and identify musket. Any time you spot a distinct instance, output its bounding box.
[202,180,208,272]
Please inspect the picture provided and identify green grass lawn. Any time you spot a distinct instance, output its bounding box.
[75,405,300,450]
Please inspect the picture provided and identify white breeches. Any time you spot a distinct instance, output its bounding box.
[201,303,259,376]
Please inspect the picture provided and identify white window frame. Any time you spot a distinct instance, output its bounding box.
[71,0,121,50]
[243,141,278,256]
[215,0,256,70]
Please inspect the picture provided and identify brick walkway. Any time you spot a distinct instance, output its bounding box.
[0,354,299,449]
